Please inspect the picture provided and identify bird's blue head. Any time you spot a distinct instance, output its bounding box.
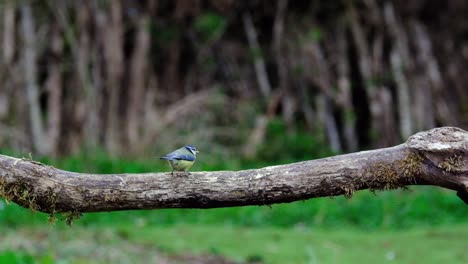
[184,145,199,155]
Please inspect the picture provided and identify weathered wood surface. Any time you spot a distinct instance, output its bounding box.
[0,127,467,214]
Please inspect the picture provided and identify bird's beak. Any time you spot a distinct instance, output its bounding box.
[196,150,200,153]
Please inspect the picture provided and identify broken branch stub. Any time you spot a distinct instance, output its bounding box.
[406,127,468,203]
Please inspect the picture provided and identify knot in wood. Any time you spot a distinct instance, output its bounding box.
[406,127,468,153]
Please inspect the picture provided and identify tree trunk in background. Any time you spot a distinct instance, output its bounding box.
[0,5,15,122]
[20,3,48,155]
[103,1,124,154]
[411,21,435,131]
[384,2,414,139]
[316,95,342,152]
[2,3,15,65]
[76,3,100,149]
[126,16,151,152]
[243,11,272,99]
[0,0,466,156]
[347,3,382,146]
[44,25,63,156]
[336,26,358,152]
[305,29,343,152]
[271,0,295,129]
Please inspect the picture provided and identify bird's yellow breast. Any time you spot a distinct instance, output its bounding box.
[168,159,195,171]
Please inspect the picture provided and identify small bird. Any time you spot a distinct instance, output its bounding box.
[160,145,199,176]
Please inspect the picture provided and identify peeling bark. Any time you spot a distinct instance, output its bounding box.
[0,127,466,214]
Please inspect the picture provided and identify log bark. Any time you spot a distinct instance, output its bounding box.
[0,127,467,215]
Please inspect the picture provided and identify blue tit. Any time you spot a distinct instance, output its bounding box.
[160,145,199,176]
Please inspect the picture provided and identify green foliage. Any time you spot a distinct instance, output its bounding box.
[152,23,180,43]
[308,27,323,42]
[194,13,227,42]
[0,251,43,264]
[255,119,335,164]
[248,47,264,61]
[292,63,305,75]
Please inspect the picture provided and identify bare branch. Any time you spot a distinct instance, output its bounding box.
[0,127,467,215]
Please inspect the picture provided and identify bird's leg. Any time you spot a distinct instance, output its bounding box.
[186,171,191,176]
[171,169,174,176]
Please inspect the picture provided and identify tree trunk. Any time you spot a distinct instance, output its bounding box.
[102,1,124,153]
[243,11,272,98]
[0,127,466,215]
[20,3,48,155]
[336,25,358,152]
[384,2,414,139]
[44,25,63,156]
[2,2,16,65]
[126,16,150,151]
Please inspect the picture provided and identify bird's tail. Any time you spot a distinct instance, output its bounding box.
[160,157,170,160]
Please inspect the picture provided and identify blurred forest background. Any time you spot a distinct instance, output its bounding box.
[1,0,467,157]
[0,0,468,263]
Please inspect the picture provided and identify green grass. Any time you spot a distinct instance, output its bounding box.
[134,224,468,264]
[0,251,35,264]
[2,224,467,264]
